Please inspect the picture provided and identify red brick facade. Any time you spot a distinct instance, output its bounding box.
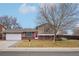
[22,32,38,39]
[0,24,6,40]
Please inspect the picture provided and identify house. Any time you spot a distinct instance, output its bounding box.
[36,23,54,34]
[3,28,38,40]
[0,24,6,40]
[36,23,67,39]
[0,23,78,40]
[0,24,6,32]
[36,23,67,34]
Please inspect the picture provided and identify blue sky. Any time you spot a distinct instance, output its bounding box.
[0,3,39,28]
[0,3,79,34]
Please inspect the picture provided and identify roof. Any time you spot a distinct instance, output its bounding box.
[37,34,75,36]
[36,23,48,29]
[36,23,53,29]
[0,24,6,29]
[3,28,38,33]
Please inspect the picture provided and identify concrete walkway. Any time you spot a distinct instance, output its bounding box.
[0,41,18,48]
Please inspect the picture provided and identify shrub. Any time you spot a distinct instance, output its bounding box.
[56,37,62,41]
[61,37,68,41]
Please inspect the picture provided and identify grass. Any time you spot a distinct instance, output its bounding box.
[12,39,79,48]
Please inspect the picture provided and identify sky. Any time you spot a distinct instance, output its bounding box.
[0,3,39,28]
[0,3,79,34]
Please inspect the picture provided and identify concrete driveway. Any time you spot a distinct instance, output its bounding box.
[0,40,18,48]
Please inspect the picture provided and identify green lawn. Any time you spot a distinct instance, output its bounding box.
[12,39,79,48]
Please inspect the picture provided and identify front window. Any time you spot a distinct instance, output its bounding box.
[44,28,49,33]
[26,32,32,37]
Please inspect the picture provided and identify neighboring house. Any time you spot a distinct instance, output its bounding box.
[0,24,6,32]
[0,24,6,40]
[3,29,38,40]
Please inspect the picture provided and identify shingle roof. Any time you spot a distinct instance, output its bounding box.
[36,23,48,29]
[3,28,38,33]
[36,23,53,29]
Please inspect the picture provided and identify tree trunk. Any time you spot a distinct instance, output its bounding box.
[52,28,57,42]
[53,33,56,43]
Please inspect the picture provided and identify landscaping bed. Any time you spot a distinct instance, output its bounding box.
[11,39,79,48]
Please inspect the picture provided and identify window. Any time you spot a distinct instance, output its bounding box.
[44,28,49,33]
[26,32,32,37]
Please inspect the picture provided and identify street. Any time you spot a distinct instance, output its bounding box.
[0,51,79,56]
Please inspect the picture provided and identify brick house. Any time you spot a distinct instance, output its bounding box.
[0,23,78,40]
[0,24,6,40]
[0,24,38,40]
[3,29,38,40]
[0,24,6,32]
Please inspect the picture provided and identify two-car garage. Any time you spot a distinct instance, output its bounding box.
[6,34,21,40]
[3,29,22,40]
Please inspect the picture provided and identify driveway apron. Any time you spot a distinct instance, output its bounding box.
[0,41,18,48]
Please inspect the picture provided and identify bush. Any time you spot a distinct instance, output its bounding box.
[55,37,68,41]
[61,37,68,41]
[56,38,62,41]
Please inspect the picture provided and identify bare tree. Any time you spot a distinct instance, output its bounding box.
[37,3,79,42]
[0,16,22,29]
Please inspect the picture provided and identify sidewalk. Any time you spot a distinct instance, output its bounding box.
[0,48,79,52]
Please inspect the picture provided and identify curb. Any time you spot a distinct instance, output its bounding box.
[0,48,79,52]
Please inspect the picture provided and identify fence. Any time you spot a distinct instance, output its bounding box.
[38,34,79,40]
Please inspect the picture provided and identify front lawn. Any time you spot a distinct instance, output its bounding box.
[11,39,79,48]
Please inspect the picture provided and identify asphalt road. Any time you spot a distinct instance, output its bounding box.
[0,51,79,56]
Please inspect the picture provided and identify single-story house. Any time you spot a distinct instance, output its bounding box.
[3,29,38,40]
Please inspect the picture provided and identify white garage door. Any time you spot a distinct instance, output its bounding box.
[6,34,21,40]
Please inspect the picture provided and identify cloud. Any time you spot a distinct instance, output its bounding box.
[19,4,37,14]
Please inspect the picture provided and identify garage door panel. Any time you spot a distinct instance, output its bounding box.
[6,34,21,40]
